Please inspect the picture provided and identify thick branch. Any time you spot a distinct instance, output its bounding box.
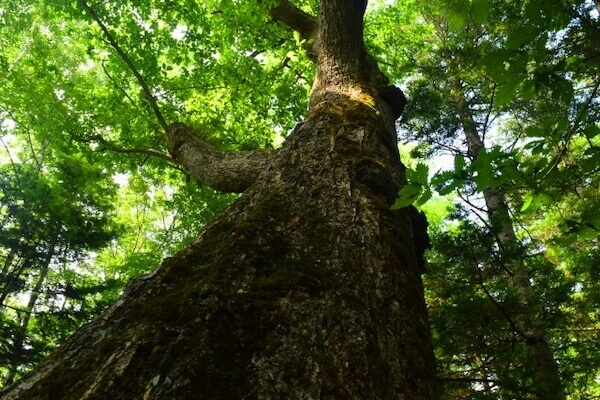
[269,0,317,39]
[166,123,276,193]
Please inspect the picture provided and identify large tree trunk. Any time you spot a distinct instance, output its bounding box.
[1,1,438,398]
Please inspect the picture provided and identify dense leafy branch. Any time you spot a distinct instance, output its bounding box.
[474,262,529,341]
[540,78,600,182]
[80,0,287,190]
[437,376,497,384]
[0,137,16,172]
[100,61,137,108]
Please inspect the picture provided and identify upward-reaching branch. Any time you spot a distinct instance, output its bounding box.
[81,0,168,131]
[310,0,369,102]
[269,1,405,123]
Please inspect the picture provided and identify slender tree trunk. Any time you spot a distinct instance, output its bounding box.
[1,249,19,306]
[1,2,438,399]
[452,79,566,400]
[1,249,39,307]
[473,347,492,395]
[3,241,55,387]
[1,249,16,276]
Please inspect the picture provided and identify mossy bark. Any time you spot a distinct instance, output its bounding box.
[2,92,437,400]
[1,1,438,398]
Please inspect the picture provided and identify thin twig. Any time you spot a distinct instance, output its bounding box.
[437,376,496,384]
[0,136,17,172]
[474,261,528,340]
[0,108,20,172]
[91,135,174,162]
[540,78,600,182]
[482,82,497,142]
[101,61,137,107]
[457,191,492,231]
[81,0,168,131]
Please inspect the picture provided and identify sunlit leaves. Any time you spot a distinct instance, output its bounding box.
[0,155,120,384]
[0,0,312,385]
[0,0,597,395]
[387,0,599,397]
[442,0,487,30]
[392,162,431,208]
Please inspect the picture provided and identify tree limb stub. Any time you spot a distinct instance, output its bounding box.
[166,123,275,193]
[269,0,317,40]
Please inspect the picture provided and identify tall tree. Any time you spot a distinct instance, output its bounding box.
[378,0,599,398]
[1,1,438,399]
[0,156,119,386]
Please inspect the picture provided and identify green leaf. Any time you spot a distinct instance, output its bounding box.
[584,124,600,140]
[413,162,430,183]
[470,0,491,24]
[415,187,433,206]
[521,192,535,212]
[471,148,491,190]
[431,170,463,195]
[524,125,546,138]
[494,78,520,107]
[549,74,574,103]
[505,25,537,50]
[392,183,423,209]
[524,0,544,26]
[520,191,553,212]
[445,0,470,30]
[583,209,600,230]
[393,163,431,208]
[454,154,466,172]
[581,149,600,174]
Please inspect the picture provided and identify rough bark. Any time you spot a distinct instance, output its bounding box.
[452,79,566,400]
[1,1,438,398]
[312,0,368,98]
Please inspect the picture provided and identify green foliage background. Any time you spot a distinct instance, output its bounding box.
[0,0,598,397]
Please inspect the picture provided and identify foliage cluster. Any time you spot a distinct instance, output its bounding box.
[370,0,599,397]
[0,0,598,397]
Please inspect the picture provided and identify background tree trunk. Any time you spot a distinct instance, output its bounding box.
[452,78,566,400]
[3,238,56,387]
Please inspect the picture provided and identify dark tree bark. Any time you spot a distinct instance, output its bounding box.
[1,1,438,398]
